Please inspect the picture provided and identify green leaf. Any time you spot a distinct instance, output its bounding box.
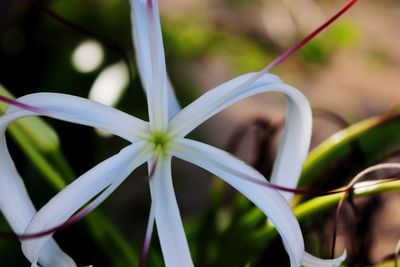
[300,112,400,188]
[255,179,400,243]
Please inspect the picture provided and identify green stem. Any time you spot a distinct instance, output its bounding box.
[374,262,396,267]
[299,113,400,187]
[253,179,400,242]
[8,124,67,189]
[48,149,76,182]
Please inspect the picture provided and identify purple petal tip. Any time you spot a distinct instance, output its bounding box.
[147,0,153,10]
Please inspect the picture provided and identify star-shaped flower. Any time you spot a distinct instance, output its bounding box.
[0,0,356,266]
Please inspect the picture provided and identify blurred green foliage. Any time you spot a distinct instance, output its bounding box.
[301,21,360,63]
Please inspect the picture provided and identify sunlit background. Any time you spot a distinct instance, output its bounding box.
[1,0,400,266]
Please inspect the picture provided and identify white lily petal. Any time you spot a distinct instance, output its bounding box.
[141,201,155,264]
[167,77,181,118]
[5,93,149,142]
[149,156,194,267]
[34,241,77,267]
[139,162,157,265]
[130,0,169,131]
[268,89,311,201]
[169,73,312,201]
[0,136,76,267]
[168,72,282,137]
[170,139,304,267]
[302,251,346,267]
[21,141,151,266]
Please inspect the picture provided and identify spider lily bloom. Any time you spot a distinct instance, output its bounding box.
[0,0,356,266]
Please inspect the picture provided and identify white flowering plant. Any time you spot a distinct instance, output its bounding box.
[1,0,400,267]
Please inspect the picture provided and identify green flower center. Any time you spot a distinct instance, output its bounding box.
[149,131,170,152]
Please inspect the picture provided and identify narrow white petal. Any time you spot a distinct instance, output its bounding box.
[302,251,346,267]
[0,137,36,233]
[0,134,76,266]
[35,241,77,267]
[21,142,151,266]
[168,73,282,137]
[140,162,157,266]
[166,77,181,118]
[170,139,304,267]
[149,156,194,267]
[141,202,155,265]
[130,0,170,130]
[5,93,149,142]
[269,87,312,201]
[169,73,312,201]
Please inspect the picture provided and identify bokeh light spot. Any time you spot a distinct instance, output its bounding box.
[72,40,104,73]
[89,62,130,137]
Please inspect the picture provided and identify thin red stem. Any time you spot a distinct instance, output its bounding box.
[0,176,397,242]
[140,237,151,267]
[0,95,45,114]
[265,0,359,72]
[149,157,158,180]
[234,0,359,95]
[0,205,92,241]
[140,219,153,267]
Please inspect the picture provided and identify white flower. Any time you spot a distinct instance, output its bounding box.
[0,0,349,266]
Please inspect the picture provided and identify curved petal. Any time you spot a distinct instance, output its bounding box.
[21,142,151,266]
[170,138,304,267]
[0,136,76,266]
[4,93,149,142]
[168,73,282,137]
[169,73,312,200]
[302,251,346,267]
[149,155,194,267]
[34,241,77,267]
[130,0,171,130]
